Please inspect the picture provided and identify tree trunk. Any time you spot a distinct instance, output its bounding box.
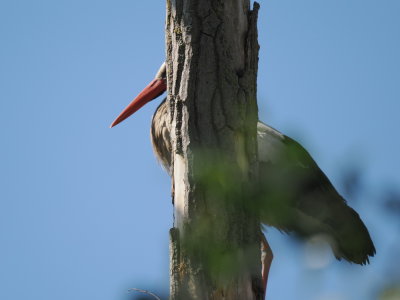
[166,1,262,299]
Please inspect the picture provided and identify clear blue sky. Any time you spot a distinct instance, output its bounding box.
[1,1,399,299]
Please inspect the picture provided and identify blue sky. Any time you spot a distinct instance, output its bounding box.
[1,1,399,299]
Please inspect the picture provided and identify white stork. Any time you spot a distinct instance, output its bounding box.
[110,62,375,294]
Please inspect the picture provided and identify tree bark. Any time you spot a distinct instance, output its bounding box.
[166,1,262,299]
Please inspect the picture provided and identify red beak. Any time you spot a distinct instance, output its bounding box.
[110,78,167,128]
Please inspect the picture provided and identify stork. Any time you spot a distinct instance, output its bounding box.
[110,62,375,295]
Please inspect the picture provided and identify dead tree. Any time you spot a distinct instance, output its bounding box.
[166,1,262,299]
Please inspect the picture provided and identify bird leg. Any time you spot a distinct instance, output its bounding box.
[261,232,273,298]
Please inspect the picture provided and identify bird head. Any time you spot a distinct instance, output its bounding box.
[110,62,167,128]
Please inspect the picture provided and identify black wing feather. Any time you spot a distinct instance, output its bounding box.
[257,123,376,264]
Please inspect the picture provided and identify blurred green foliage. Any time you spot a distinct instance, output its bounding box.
[379,285,400,300]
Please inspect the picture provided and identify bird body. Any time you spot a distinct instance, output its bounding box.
[111,62,375,266]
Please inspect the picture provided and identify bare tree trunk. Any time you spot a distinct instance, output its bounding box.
[166,1,261,299]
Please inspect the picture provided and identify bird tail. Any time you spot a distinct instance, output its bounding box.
[279,202,376,265]
[324,204,376,265]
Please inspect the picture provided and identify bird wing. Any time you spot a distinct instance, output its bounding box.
[256,121,376,264]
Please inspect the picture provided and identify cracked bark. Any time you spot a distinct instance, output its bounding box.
[166,1,262,299]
